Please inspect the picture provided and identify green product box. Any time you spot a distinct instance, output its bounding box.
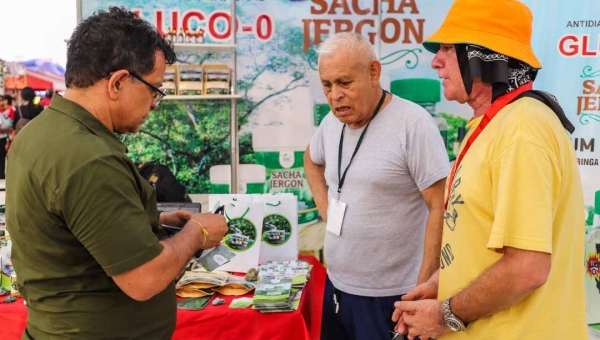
[254,151,319,226]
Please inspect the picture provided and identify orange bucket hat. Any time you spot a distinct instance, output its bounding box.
[423,0,542,69]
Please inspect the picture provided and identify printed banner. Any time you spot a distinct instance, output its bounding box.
[80,1,600,335]
[521,1,600,336]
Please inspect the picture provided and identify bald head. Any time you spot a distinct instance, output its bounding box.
[317,32,377,70]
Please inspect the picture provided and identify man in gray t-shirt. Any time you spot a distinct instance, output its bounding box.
[304,33,449,340]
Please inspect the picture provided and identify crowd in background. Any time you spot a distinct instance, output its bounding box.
[0,87,49,179]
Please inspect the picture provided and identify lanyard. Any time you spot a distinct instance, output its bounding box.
[445,82,533,209]
[337,90,387,198]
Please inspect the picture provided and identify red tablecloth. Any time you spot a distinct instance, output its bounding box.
[0,255,325,340]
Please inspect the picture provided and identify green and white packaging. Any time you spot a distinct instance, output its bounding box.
[587,191,600,243]
[252,126,319,226]
[209,164,266,194]
[253,194,298,265]
[210,194,299,267]
[208,197,264,273]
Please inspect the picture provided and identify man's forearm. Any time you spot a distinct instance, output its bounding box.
[158,225,204,278]
[417,179,446,284]
[448,249,549,323]
[428,269,440,285]
[303,148,328,220]
[306,166,327,211]
[417,206,445,284]
[113,224,204,301]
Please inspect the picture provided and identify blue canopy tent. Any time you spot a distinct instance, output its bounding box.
[20,59,65,77]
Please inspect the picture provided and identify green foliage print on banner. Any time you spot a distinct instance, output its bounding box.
[123,24,316,194]
[122,99,239,193]
[262,214,292,246]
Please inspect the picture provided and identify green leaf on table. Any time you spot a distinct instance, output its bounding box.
[177,297,211,310]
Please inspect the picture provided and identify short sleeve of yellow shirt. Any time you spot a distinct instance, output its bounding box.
[488,138,557,254]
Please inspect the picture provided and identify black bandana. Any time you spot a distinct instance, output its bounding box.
[455,44,575,134]
[456,44,539,102]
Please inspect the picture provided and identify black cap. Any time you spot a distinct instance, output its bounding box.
[1,94,14,105]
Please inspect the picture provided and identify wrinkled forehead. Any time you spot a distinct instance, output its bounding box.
[319,52,369,78]
[319,47,372,65]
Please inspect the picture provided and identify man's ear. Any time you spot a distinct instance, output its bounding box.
[370,60,382,86]
[106,70,130,100]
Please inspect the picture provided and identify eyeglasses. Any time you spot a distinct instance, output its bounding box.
[105,70,166,107]
[128,71,166,107]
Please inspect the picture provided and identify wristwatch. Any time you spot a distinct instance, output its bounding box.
[443,298,467,332]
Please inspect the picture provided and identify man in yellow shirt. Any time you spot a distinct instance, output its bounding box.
[392,0,588,339]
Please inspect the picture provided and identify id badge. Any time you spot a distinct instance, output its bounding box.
[326,199,346,236]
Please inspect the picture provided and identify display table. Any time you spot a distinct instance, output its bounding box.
[0,255,325,340]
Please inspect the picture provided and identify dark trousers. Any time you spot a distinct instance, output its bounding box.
[321,275,405,340]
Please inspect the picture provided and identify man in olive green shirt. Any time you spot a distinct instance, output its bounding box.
[6,7,228,340]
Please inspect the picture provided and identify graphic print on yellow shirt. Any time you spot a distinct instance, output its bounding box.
[440,163,463,271]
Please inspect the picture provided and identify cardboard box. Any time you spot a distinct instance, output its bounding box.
[163,65,177,96]
[203,65,230,95]
[177,65,204,96]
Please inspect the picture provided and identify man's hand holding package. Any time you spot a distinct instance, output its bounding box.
[187,213,228,249]
[159,210,193,227]
[393,299,450,340]
[392,276,440,338]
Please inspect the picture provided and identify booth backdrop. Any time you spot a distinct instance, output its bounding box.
[79,0,600,337]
